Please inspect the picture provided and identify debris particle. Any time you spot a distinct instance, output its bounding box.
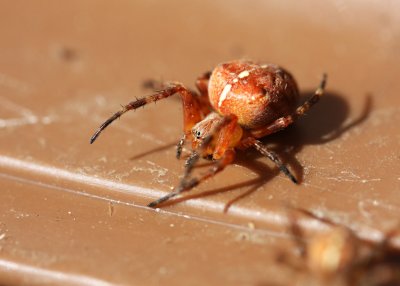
[236,232,250,241]
[60,46,78,62]
[247,222,255,230]
[108,202,114,217]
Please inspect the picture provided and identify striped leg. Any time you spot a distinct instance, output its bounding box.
[148,149,235,208]
[90,83,202,144]
[253,140,298,184]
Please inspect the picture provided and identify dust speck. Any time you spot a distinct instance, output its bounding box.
[236,232,250,241]
[247,222,255,230]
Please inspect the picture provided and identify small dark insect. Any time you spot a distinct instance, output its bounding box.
[282,208,400,286]
[90,60,327,207]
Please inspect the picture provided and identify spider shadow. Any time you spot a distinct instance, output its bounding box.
[257,91,373,181]
[217,91,373,210]
[161,153,281,212]
[129,142,177,160]
[130,91,373,210]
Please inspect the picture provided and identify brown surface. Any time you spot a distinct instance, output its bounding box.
[0,1,399,285]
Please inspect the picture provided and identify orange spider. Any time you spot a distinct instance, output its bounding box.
[90,60,327,207]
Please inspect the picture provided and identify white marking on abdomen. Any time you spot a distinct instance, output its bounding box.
[218,84,232,107]
[238,70,250,78]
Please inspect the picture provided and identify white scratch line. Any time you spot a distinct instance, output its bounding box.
[0,259,116,286]
[0,96,38,128]
[0,169,289,240]
[0,155,300,239]
[0,157,395,244]
[218,84,232,107]
[0,155,162,199]
[326,176,381,183]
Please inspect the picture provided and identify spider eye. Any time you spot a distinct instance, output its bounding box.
[194,130,201,139]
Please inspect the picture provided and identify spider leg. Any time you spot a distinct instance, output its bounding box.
[251,74,327,138]
[176,71,214,159]
[90,83,202,144]
[148,115,238,208]
[176,134,186,159]
[179,127,214,179]
[148,149,235,208]
[183,114,238,177]
[195,71,213,115]
[252,139,298,184]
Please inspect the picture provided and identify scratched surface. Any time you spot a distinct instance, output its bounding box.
[0,1,399,285]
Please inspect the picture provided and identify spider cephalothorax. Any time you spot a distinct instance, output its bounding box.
[90,60,327,207]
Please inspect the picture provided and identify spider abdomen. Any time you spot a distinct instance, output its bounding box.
[208,60,299,129]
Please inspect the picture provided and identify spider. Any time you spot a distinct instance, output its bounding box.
[90,60,327,208]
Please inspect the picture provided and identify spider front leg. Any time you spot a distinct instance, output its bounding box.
[148,115,239,208]
[148,149,236,208]
[250,74,327,138]
[90,83,202,145]
[175,87,203,158]
[176,71,214,158]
